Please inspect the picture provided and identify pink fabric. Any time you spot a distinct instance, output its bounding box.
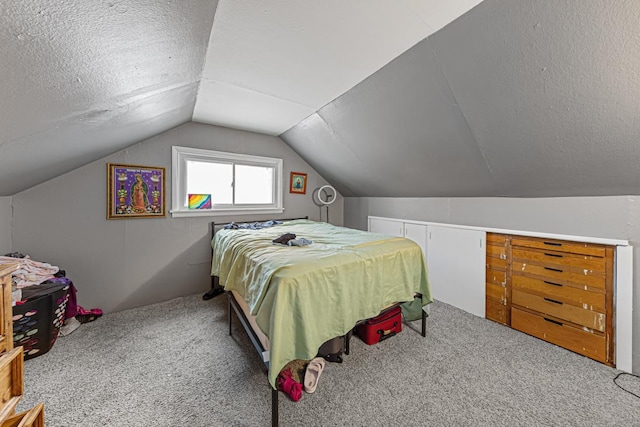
[277,369,302,402]
[65,282,78,319]
[0,256,59,288]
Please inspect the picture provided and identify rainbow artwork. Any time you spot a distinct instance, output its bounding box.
[188,194,212,209]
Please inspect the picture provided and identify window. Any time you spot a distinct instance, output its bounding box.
[171,146,283,217]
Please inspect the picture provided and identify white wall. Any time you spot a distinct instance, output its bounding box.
[345,196,639,373]
[11,122,343,314]
[0,197,11,254]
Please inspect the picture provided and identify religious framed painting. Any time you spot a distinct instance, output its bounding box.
[289,171,307,194]
[107,163,166,219]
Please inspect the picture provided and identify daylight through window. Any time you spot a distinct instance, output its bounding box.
[171,146,283,217]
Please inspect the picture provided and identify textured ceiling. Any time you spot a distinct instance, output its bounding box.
[192,0,483,135]
[0,0,482,196]
[0,0,217,196]
[4,0,640,200]
[282,0,640,198]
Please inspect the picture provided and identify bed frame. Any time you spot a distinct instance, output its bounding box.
[207,217,427,427]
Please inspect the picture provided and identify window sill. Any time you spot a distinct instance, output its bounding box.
[170,207,285,218]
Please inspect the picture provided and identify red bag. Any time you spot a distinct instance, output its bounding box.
[355,306,402,345]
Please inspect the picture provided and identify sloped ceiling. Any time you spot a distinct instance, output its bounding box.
[0,0,217,196]
[0,0,482,197]
[193,0,483,135]
[282,0,640,197]
[3,1,640,199]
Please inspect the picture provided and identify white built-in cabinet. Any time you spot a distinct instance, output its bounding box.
[367,215,633,374]
[370,217,427,255]
[426,226,486,317]
[369,217,486,317]
[369,217,404,237]
[404,223,428,256]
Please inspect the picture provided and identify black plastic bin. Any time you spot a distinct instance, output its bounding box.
[12,282,70,360]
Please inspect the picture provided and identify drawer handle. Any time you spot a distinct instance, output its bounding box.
[544,317,563,326]
[544,267,563,273]
[544,252,563,258]
[543,241,562,247]
[544,280,563,287]
[544,297,563,305]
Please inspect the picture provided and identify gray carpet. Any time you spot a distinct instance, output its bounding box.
[17,294,640,427]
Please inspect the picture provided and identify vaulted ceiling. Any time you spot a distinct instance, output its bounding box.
[2,1,640,198]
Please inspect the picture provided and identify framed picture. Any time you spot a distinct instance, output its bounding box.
[107,163,166,219]
[289,172,307,194]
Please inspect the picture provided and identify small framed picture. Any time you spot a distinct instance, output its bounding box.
[107,163,166,219]
[289,172,307,194]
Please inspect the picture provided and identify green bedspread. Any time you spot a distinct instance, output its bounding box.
[211,219,432,388]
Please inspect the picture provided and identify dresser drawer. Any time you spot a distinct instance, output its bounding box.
[0,347,23,421]
[511,307,606,363]
[512,275,605,312]
[512,247,605,273]
[1,403,43,427]
[486,282,507,304]
[486,298,507,325]
[512,290,605,332]
[512,261,605,289]
[511,236,606,257]
[487,256,507,271]
[487,233,506,245]
[486,267,506,287]
[487,244,507,260]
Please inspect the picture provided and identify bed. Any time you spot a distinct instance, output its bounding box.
[210,219,432,424]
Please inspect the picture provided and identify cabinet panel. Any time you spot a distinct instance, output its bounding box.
[427,226,486,318]
[369,218,403,237]
[486,298,507,324]
[404,223,427,257]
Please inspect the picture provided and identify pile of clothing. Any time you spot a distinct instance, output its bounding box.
[272,233,313,247]
[1,253,102,327]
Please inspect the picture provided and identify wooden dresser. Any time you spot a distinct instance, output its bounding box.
[485,233,511,325]
[486,235,615,366]
[0,264,45,426]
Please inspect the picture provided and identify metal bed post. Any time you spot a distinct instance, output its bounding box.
[228,291,279,426]
[271,388,279,427]
[415,292,427,337]
[203,222,225,300]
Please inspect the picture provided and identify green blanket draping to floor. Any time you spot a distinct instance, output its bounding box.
[211,219,432,388]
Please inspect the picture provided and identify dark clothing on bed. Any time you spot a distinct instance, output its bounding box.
[272,233,296,245]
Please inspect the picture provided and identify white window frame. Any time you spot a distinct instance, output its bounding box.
[171,146,284,218]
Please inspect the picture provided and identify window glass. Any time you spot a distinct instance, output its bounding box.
[235,164,274,204]
[171,146,283,217]
[186,160,232,205]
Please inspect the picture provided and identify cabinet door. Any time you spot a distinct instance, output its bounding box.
[404,223,427,257]
[427,226,486,317]
[369,218,404,237]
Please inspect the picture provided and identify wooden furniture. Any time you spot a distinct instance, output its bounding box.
[486,234,615,366]
[0,264,45,426]
[485,233,510,325]
[369,215,632,371]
